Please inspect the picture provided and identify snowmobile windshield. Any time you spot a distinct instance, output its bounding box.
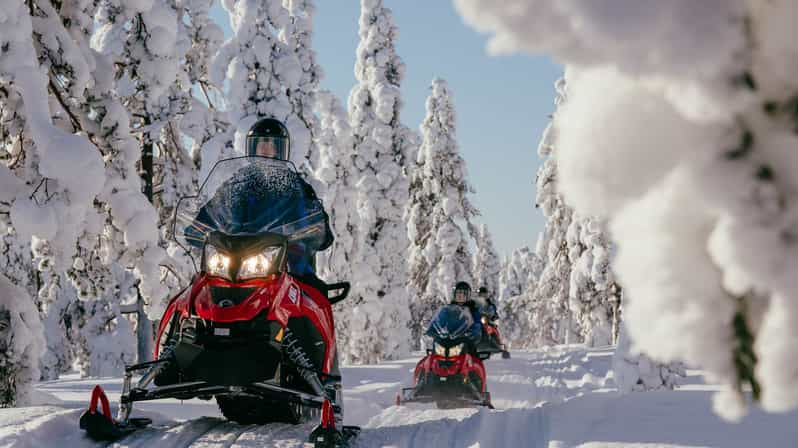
[426,304,475,344]
[174,157,327,253]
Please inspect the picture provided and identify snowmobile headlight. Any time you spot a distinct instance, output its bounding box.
[481,316,487,325]
[239,247,281,280]
[205,244,231,279]
[434,342,447,357]
[448,343,464,357]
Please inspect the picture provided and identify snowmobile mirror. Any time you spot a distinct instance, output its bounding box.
[326,282,351,305]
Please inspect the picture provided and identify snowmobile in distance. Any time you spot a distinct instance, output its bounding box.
[396,304,493,409]
[477,316,511,360]
[79,157,358,448]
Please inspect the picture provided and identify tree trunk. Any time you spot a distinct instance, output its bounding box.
[136,123,154,362]
[611,284,623,344]
[136,291,153,362]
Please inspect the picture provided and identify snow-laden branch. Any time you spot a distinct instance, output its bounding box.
[456,0,798,418]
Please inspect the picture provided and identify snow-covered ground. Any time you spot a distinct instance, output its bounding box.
[2,346,796,447]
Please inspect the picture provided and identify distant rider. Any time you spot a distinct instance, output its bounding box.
[450,281,483,349]
[477,286,499,323]
[477,285,507,351]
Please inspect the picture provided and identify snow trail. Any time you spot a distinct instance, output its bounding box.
[0,407,101,448]
[357,406,549,448]
[4,346,798,446]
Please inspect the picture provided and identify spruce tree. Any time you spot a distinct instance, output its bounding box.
[407,79,477,347]
[344,0,416,363]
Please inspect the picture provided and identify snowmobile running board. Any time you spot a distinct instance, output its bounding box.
[118,354,337,410]
[122,380,338,410]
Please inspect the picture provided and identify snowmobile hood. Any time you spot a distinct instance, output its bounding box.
[426,304,475,342]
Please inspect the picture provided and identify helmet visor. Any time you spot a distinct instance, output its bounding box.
[247,136,289,160]
[454,289,470,303]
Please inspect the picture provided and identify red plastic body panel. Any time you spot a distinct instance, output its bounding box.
[484,322,503,345]
[413,352,487,392]
[194,275,276,322]
[153,272,337,374]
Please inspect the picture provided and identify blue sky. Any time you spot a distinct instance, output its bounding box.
[210,2,563,257]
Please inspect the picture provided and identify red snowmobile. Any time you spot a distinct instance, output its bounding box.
[79,157,358,447]
[396,304,493,409]
[478,316,511,360]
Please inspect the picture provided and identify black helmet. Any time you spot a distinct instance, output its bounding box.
[452,281,471,303]
[246,118,290,160]
[478,286,488,295]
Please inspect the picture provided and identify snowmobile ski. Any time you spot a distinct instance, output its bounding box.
[79,385,152,441]
[308,399,361,448]
[397,385,494,409]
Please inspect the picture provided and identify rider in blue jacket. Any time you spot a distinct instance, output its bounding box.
[450,281,482,346]
[188,118,332,279]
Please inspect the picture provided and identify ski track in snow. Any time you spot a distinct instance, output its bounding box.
[5,346,798,447]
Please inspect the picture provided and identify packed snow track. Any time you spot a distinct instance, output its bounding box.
[3,347,797,447]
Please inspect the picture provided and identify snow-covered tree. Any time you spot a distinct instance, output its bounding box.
[1,0,167,378]
[0,275,45,407]
[314,90,359,354]
[498,246,538,302]
[3,2,108,380]
[54,1,165,375]
[405,78,478,347]
[343,0,416,363]
[210,0,321,173]
[118,0,225,361]
[567,217,619,347]
[405,126,436,349]
[497,294,522,348]
[525,80,619,349]
[456,0,798,418]
[315,90,357,282]
[180,0,228,179]
[169,0,228,296]
[1,0,230,381]
[38,272,81,380]
[2,2,100,383]
[613,323,685,393]
[530,79,578,346]
[282,0,324,172]
[473,223,502,298]
[134,0,224,232]
[498,246,544,348]
[92,0,190,364]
